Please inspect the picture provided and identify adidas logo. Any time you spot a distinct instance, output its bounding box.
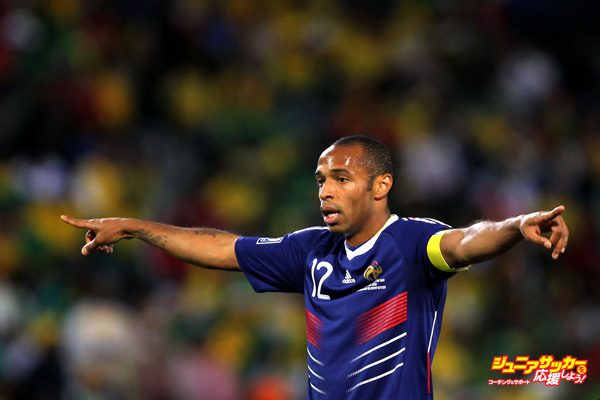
[342,270,356,284]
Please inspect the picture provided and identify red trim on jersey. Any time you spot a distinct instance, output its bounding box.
[427,351,431,394]
[306,309,322,348]
[356,292,408,344]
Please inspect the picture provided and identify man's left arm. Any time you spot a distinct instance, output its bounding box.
[439,205,569,269]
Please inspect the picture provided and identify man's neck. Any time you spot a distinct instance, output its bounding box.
[346,211,392,247]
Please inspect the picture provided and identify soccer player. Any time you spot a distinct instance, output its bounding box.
[61,135,569,399]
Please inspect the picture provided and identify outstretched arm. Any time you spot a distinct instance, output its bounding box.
[61,215,240,271]
[440,205,569,269]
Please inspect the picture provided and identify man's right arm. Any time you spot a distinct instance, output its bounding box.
[61,215,240,271]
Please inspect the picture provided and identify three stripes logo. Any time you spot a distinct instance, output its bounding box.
[342,270,356,284]
[363,260,383,281]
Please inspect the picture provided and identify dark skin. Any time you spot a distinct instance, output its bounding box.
[61,143,569,269]
[315,144,393,246]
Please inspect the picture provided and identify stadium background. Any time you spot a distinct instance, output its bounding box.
[0,0,598,398]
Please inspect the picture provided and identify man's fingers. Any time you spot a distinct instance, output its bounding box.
[527,215,569,260]
[555,219,569,256]
[61,215,93,230]
[63,214,115,256]
[553,235,568,259]
[82,241,114,256]
[81,238,97,256]
[97,244,114,253]
[548,229,562,247]
[550,230,563,259]
[538,205,565,222]
[525,230,552,249]
[560,237,568,254]
[85,230,95,243]
[548,215,569,259]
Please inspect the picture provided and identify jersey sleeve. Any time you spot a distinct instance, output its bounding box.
[235,230,320,293]
[410,218,469,281]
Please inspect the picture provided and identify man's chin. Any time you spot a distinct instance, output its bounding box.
[326,224,345,234]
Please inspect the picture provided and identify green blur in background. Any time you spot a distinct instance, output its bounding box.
[0,0,598,399]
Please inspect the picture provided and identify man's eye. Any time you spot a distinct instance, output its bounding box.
[337,177,348,183]
[316,179,324,186]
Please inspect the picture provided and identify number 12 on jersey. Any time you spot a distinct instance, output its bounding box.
[311,258,332,300]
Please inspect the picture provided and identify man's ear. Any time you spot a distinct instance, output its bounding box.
[373,174,393,200]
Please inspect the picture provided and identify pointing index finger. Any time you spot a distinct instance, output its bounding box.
[540,205,565,221]
[61,215,93,230]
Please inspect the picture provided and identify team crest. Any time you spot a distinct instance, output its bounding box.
[363,261,383,281]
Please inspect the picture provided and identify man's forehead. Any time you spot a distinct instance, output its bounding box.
[316,144,366,171]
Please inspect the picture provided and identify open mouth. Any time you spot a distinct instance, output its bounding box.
[321,206,341,225]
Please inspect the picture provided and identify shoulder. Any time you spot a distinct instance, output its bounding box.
[384,216,452,243]
[396,216,452,231]
[289,225,332,243]
[246,226,334,249]
[286,226,338,254]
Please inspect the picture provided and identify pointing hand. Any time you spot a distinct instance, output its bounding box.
[519,205,569,260]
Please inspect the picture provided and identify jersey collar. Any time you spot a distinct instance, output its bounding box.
[344,214,399,261]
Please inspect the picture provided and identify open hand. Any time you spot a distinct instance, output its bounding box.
[519,205,569,259]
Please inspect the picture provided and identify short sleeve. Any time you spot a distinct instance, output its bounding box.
[235,231,316,293]
[410,218,460,281]
[426,231,453,271]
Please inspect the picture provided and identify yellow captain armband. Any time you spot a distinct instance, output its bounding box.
[426,231,470,273]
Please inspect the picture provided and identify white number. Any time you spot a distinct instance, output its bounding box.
[310,258,333,300]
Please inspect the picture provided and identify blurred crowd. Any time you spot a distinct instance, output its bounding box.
[0,0,599,399]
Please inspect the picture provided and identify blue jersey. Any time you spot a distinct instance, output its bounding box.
[235,215,459,399]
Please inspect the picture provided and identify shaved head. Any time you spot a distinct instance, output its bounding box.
[330,135,394,186]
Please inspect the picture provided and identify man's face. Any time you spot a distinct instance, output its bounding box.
[315,144,375,238]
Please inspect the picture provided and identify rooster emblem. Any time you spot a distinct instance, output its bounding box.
[363,261,383,281]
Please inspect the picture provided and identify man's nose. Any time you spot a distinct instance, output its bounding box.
[319,179,334,200]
